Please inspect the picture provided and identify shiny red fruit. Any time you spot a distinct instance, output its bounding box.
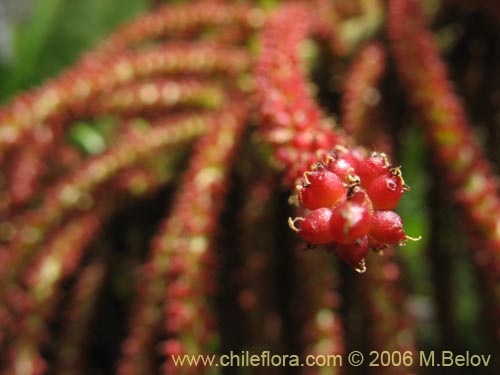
[336,236,370,270]
[357,152,389,188]
[349,188,374,215]
[327,151,361,182]
[299,170,347,210]
[330,201,371,244]
[296,208,334,244]
[369,210,406,244]
[367,174,405,210]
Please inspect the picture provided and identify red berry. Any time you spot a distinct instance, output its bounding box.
[293,208,334,244]
[326,149,362,182]
[369,210,406,244]
[299,170,346,210]
[357,152,389,188]
[349,188,374,215]
[367,174,405,210]
[336,236,369,271]
[328,158,356,182]
[329,201,371,244]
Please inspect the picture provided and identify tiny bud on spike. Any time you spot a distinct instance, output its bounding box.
[299,170,347,210]
[369,210,406,245]
[367,174,405,210]
[336,236,369,272]
[357,152,389,188]
[330,201,371,244]
[292,208,334,245]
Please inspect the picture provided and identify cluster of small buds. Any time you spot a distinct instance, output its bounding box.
[289,147,417,272]
[255,3,344,185]
[251,6,354,351]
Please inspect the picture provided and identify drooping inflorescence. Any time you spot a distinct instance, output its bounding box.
[118,100,248,375]
[0,2,258,372]
[255,3,415,272]
[389,0,500,249]
[389,0,500,337]
[0,0,498,373]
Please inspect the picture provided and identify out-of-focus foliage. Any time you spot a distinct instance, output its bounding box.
[0,0,147,100]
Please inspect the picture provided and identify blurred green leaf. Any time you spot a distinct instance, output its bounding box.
[1,0,147,101]
[1,0,63,99]
[68,122,106,155]
[398,126,432,293]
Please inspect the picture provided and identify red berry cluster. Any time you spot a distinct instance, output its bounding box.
[289,147,416,273]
